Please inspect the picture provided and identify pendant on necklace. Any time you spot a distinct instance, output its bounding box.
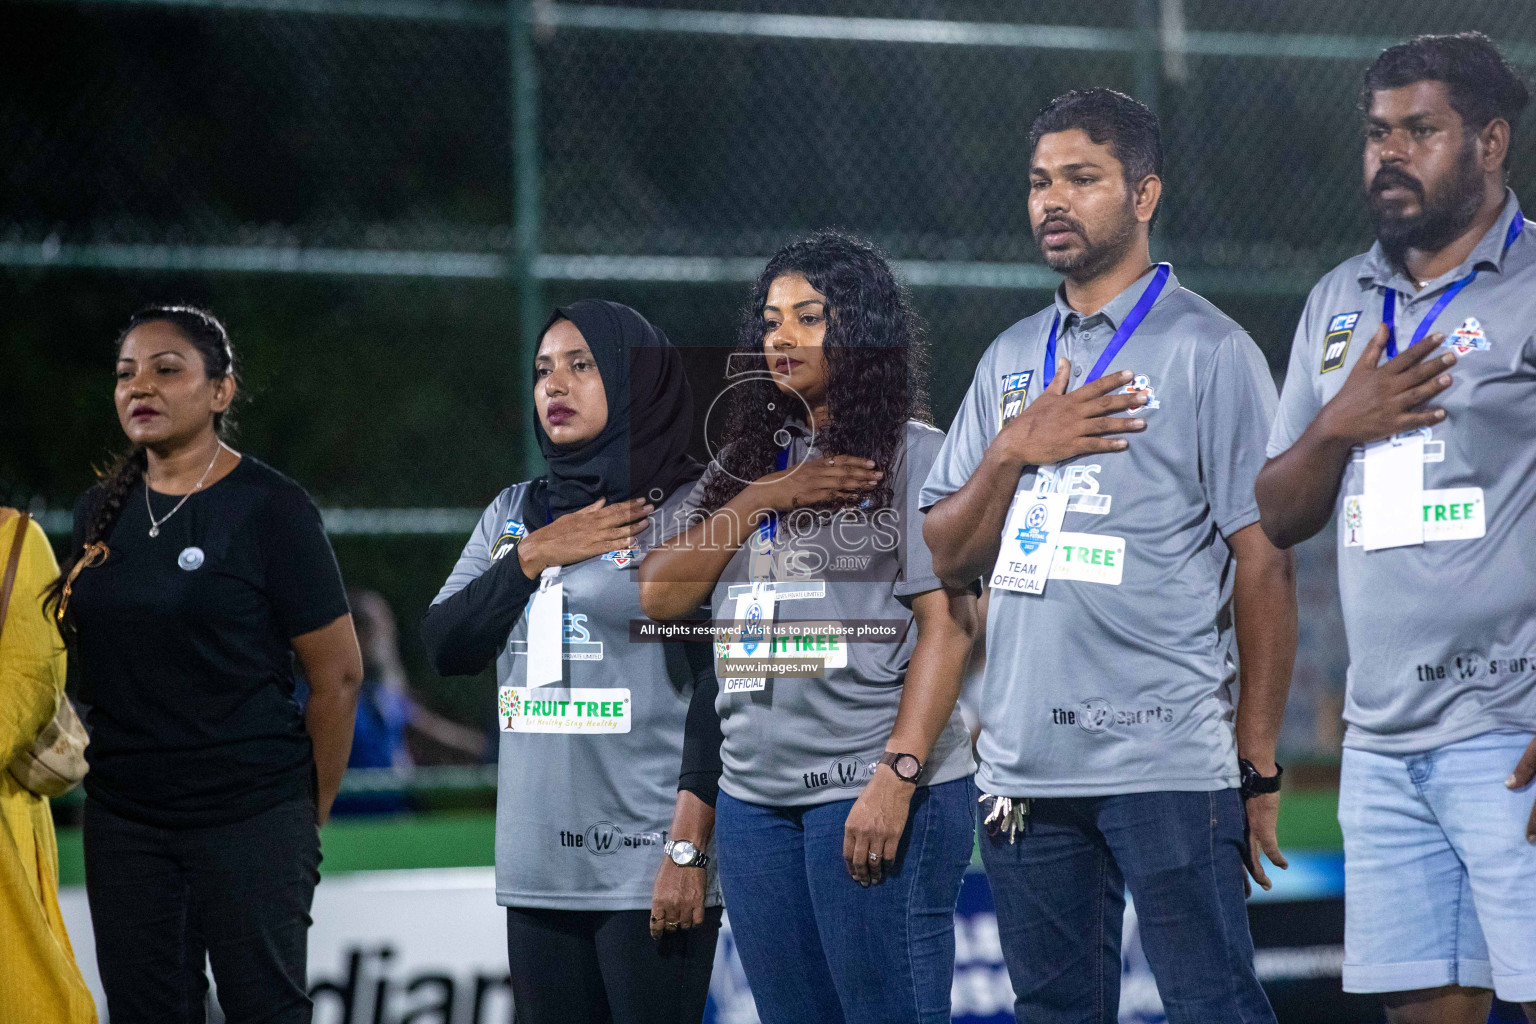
[149,525,160,538]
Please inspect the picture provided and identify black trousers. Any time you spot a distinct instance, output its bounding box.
[505,905,721,1024]
[84,795,321,1024]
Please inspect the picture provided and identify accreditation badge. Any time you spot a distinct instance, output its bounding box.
[525,566,564,687]
[1361,434,1425,551]
[990,489,1070,595]
[716,583,777,693]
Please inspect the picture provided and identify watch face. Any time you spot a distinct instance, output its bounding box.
[894,754,920,780]
[669,841,697,866]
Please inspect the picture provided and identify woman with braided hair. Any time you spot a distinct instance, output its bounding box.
[49,306,363,1023]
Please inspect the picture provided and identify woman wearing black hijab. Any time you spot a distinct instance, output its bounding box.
[422,300,721,1024]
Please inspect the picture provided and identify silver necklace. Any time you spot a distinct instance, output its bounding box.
[145,442,224,538]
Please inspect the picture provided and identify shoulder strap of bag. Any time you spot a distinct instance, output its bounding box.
[0,510,31,647]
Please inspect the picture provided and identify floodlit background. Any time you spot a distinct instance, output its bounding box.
[4,2,1534,1021]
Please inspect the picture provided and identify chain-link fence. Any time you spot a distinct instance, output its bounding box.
[9,0,1536,286]
[7,0,1535,758]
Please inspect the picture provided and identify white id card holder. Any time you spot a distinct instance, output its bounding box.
[990,488,1070,595]
[1361,434,1425,551]
[720,582,776,693]
[526,566,564,687]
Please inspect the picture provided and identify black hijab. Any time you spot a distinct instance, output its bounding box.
[527,299,702,524]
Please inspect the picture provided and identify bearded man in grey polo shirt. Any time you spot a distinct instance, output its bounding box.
[921,88,1297,1024]
[1258,33,1536,1024]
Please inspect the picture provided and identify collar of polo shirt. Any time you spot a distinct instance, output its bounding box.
[1050,263,1179,334]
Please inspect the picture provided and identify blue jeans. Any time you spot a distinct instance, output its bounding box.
[715,776,976,1024]
[978,788,1275,1024]
[1340,730,1536,1001]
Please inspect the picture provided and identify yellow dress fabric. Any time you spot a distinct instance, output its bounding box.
[0,513,97,1024]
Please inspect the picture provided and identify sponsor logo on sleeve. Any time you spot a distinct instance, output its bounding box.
[1321,312,1361,373]
[1000,370,1033,425]
[491,517,528,561]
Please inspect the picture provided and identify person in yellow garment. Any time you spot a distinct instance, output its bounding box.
[0,508,96,1024]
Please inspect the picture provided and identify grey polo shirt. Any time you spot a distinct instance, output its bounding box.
[919,265,1278,798]
[668,419,975,808]
[1268,190,1536,755]
[431,482,721,911]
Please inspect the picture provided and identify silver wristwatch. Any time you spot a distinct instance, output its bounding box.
[664,839,710,869]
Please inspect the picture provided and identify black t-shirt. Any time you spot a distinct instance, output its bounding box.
[70,456,349,828]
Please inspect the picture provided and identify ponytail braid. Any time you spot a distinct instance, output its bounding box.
[46,447,147,641]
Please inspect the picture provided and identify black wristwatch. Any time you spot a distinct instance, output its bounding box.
[878,751,923,783]
[1238,758,1283,800]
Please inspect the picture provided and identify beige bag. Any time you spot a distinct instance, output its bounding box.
[2,510,89,798]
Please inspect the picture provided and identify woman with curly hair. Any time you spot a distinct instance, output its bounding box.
[639,231,979,1024]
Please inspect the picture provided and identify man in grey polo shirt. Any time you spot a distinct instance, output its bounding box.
[922,89,1298,1024]
[1258,34,1536,1024]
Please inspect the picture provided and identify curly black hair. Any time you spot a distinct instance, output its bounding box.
[698,230,930,514]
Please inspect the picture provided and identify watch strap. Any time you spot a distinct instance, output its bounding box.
[1238,758,1283,799]
[878,750,924,783]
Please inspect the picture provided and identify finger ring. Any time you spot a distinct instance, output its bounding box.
[868,852,880,862]
[650,914,662,921]
[665,920,680,930]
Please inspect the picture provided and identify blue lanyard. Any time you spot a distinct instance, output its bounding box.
[1381,212,1523,359]
[1042,263,1171,390]
[759,445,792,542]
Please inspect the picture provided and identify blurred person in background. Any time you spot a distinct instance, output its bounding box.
[324,588,487,817]
[47,305,363,1024]
[640,232,979,1024]
[0,508,95,1024]
[347,588,486,770]
[422,300,721,1024]
[921,89,1295,1024]
[1258,33,1536,1024]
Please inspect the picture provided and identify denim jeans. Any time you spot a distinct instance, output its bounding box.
[1340,730,1536,1002]
[978,787,1275,1024]
[84,795,321,1024]
[715,776,976,1024]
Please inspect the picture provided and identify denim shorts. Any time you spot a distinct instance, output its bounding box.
[1339,729,1536,1002]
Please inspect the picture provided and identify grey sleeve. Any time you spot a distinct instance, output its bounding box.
[1197,331,1279,538]
[431,495,506,605]
[655,469,713,545]
[1266,290,1325,458]
[917,348,998,513]
[420,491,539,676]
[893,424,947,601]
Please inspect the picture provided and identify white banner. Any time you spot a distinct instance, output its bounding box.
[60,868,515,1024]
